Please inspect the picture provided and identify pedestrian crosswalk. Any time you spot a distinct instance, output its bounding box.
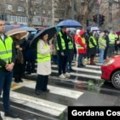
[0,63,103,120]
[51,63,101,82]
[9,80,83,120]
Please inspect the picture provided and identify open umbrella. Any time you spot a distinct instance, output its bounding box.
[6,28,29,40]
[56,19,82,27]
[30,26,57,47]
[20,26,37,32]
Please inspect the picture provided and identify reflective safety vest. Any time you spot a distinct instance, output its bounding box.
[88,36,97,48]
[0,37,13,67]
[109,33,116,45]
[37,41,51,63]
[76,36,86,49]
[56,32,66,50]
[68,37,74,50]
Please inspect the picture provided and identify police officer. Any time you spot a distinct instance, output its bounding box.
[0,19,18,119]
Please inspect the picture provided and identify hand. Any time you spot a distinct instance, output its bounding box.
[61,52,64,56]
[19,47,23,51]
[16,45,20,49]
[5,63,14,72]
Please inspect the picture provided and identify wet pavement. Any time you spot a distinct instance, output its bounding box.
[0,63,120,120]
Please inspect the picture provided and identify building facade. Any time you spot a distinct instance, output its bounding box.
[0,0,119,30]
[0,0,28,25]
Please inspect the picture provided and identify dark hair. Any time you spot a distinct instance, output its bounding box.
[39,31,48,39]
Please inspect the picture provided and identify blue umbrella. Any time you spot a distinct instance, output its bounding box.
[56,19,82,27]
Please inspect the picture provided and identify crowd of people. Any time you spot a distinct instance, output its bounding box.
[52,27,120,79]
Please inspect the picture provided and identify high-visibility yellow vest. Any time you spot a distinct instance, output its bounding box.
[109,33,116,45]
[76,36,86,49]
[98,37,106,49]
[37,41,51,63]
[68,36,74,50]
[88,36,97,48]
[56,32,66,50]
[0,37,13,67]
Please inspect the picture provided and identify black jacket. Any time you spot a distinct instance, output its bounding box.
[57,31,69,52]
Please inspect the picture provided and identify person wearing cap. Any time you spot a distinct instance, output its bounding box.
[75,29,87,67]
[0,19,18,119]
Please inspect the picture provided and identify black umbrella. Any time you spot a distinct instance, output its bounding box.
[29,26,57,47]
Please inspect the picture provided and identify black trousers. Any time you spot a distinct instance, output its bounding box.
[57,52,68,75]
[35,75,48,91]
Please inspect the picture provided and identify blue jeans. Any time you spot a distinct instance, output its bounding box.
[99,49,105,63]
[78,54,85,66]
[0,71,13,112]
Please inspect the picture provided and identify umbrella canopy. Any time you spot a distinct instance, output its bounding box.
[30,26,57,47]
[20,26,37,32]
[56,19,82,27]
[6,28,29,40]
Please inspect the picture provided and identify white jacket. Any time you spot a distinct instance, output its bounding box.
[37,40,51,75]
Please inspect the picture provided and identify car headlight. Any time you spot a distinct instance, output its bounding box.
[103,58,115,66]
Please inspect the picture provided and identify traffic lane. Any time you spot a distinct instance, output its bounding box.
[100,81,120,96]
[74,91,118,106]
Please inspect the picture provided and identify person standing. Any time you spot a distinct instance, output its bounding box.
[35,32,51,95]
[108,31,117,57]
[12,36,24,83]
[0,19,18,119]
[66,30,75,72]
[104,30,109,60]
[88,32,97,65]
[75,30,87,67]
[56,27,69,79]
[98,32,106,64]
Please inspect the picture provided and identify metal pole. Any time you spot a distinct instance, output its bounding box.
[52,0,55,25]
[97,5,100,27]
[108,0,113,29]
[3,0,6,21]
[71,0,75,19]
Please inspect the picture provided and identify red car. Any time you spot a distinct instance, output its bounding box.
[101,55,120,89]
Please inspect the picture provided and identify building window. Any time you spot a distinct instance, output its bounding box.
[6,4,13,11]
[17,6,24,12]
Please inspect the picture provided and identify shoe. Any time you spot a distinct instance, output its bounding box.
[14,79,20,83]
[90,63,96,65]
[59,74,66,79]
[19,79,23,82]
[43,89,50,92]
[70,69,75,72]
[5,111,18,118]
[0,115,2,120]
[35,90,42,95]
[78,64,85,67]
[64,73,70,78]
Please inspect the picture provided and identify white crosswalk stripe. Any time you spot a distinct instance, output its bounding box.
[8,80,84,119]
[51,63,102,81]
[1,63,102,120]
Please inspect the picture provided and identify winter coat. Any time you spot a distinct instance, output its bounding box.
[37,40,51,75]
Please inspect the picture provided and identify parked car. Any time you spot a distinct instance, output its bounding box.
[101,55,120,89]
